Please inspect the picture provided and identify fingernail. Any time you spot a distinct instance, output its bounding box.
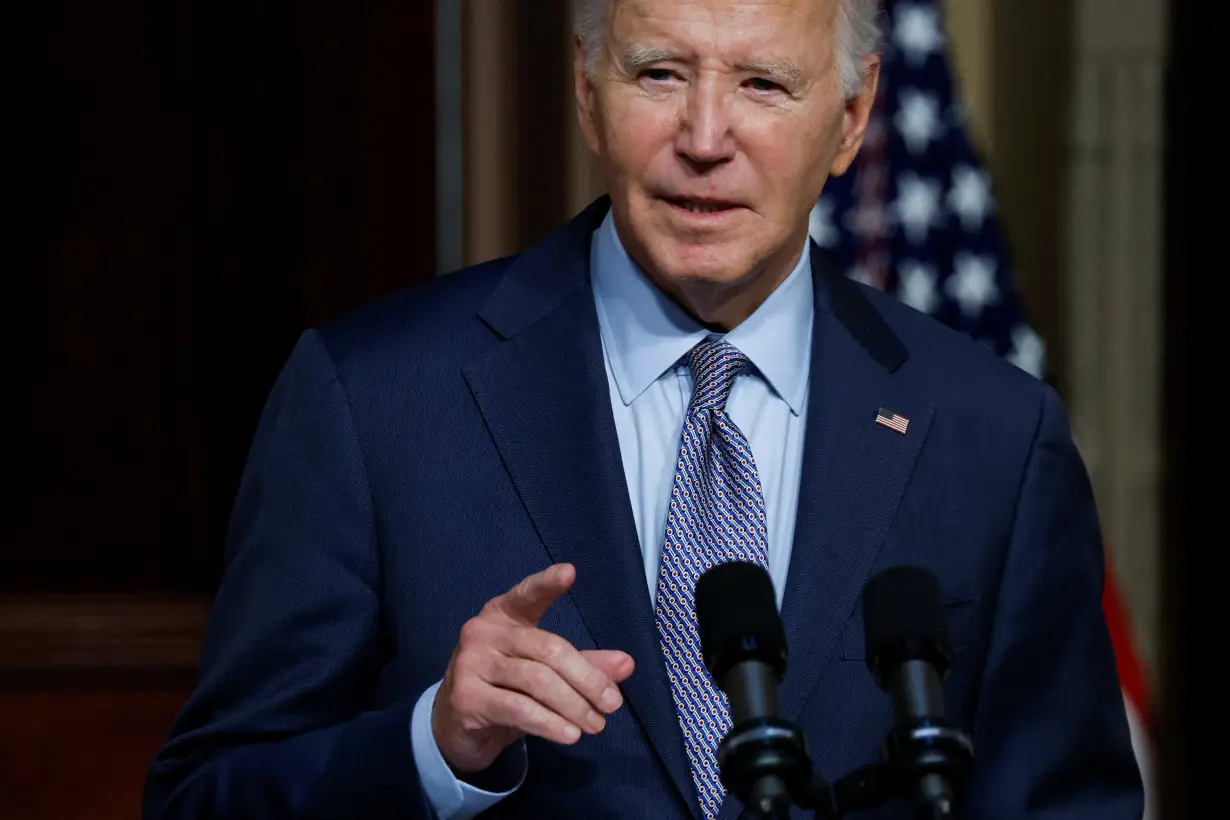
[563,724,581,742]
[587,710,606,733]
[600,686,622,712]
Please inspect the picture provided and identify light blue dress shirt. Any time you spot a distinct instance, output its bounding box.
[410,212,814,818]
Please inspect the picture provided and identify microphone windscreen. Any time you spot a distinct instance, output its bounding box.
[694,561,786,684]
[861,565,952,680]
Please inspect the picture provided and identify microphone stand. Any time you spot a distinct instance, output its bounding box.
[718,715,974,820]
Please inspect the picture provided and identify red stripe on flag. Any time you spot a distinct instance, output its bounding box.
[1102,558,1150,726]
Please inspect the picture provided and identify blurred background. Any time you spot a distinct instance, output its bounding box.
[1,0,1215,817]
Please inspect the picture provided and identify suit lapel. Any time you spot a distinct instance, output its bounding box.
[462,200,700,817]
[777,255,934,721]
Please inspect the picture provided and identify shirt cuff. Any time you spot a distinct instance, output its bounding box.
[410,680,527,820]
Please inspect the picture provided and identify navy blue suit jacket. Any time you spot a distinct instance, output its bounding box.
[144,198,1144,819]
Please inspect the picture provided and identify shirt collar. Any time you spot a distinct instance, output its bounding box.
[591,210,813,415]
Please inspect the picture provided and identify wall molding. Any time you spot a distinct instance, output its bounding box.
[0,595,210,675]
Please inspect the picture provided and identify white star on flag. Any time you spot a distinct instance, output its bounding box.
[894,2,944,65]
[948,165,992,231]
[947,252,999,317]
[847,265,877,288]
[897,261,940,314]
[896,89,943,154]
[809,198,839,248]
[893,173,942,244]
[1007,324,1045,378]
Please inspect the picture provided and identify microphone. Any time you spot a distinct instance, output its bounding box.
[861,566,974,819]
[695,561,807,818]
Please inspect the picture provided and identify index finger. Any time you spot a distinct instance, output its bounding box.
[486,563,576,626]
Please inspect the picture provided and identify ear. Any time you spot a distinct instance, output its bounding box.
[574,36,602,155]
[829,54,881,177]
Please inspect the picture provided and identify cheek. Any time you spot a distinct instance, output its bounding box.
[739,111,840,197]
[742,129,810,193]
[598,96,679,178]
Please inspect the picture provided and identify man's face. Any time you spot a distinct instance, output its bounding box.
[576,0,878,308]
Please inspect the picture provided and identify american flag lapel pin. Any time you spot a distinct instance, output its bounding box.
[875,407,909,434]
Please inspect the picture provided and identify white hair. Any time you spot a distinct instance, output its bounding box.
[573,0,881,99]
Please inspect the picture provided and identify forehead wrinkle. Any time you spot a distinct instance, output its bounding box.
[613,1,828,66]
[608,0,839,90]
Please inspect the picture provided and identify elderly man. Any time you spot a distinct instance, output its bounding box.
[144,1,1144,818]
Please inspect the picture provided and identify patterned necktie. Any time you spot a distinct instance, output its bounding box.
[655,339,771,820]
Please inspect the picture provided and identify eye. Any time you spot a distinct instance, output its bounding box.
[746,77,784,93]
[642,68,675,83]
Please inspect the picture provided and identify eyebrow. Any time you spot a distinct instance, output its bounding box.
[621,44,673,70]
[620,44,804,87]
[739,60,804,88]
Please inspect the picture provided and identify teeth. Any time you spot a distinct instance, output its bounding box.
[680,202,725,213]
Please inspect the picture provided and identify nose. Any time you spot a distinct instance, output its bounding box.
[676,75,735,168]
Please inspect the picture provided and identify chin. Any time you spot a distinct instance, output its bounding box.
[645,240,760,289]
[653,259,747,290]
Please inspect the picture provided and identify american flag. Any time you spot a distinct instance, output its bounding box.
[875,407,910,434]
[817,3,1153,815]
[812,0,1044,379]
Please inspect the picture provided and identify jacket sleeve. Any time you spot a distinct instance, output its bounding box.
[963,385,1145,818]
[143,329,433,819]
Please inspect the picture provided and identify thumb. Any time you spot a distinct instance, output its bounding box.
[581,649,635,683]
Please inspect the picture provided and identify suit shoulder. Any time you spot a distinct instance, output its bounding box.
[310,255,516,370]
[858,283,1055,425]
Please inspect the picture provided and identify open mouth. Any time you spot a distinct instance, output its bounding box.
[664,197,741,215]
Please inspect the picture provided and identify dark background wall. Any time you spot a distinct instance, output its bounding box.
[8,0,437,595]
[1160,0,1217,816]
[3,2,435,817]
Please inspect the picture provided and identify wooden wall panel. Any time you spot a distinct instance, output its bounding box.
[0,683,193,820]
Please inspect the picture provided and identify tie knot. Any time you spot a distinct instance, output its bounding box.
[687,339,750,412]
